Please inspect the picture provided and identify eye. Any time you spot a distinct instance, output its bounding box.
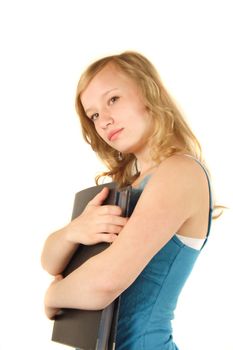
[109,96,119,105]
[90,113,99,122]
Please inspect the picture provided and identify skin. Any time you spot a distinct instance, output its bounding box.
[41,63,210,319]
[81,63,155,173]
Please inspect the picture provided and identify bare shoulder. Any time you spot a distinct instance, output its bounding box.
[159,154,206,177]
[136,154,209,221]
[148,154,208,190]
[135,154,210,238]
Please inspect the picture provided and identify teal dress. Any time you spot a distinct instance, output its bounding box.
[115,162,213,350]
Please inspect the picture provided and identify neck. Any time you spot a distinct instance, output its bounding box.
[132,161,157,187]
[139,163,157,175]
[136,154,158,176]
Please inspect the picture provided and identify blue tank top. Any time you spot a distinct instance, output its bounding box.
[115,159,213,350]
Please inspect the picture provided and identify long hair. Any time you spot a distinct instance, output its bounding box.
[75,51,202,184]
[75,51,224,218]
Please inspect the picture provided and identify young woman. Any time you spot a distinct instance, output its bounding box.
[41,51,218,349]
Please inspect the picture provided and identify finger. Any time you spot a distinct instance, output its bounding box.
[99,205,123,216]
[98,223,125,234]
[98,233,118,243]
[100,215,128,226]
[88,187,109,207]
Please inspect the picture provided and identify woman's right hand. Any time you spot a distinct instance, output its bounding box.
[65,187,128,245]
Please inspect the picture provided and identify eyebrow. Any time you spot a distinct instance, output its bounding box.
[85,88,119,114]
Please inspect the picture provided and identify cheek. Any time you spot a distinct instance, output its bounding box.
[139,114,154,136]
[133,99,149,119]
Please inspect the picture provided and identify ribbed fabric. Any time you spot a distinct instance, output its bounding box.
[116,160,213,350]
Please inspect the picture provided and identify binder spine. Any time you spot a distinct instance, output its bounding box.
[95,303,114,350]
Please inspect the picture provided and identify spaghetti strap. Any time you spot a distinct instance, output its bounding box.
[183,154,213,248]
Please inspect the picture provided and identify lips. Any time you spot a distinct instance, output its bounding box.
[107,128,124,141]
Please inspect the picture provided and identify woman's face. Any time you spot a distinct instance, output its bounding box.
[81,63,153,157]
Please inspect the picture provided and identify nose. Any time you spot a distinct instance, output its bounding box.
[99,109,114,130]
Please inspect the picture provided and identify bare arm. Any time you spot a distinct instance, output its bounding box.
[44,156,209,318]
[40,225,79,276]
[41,187,128,275]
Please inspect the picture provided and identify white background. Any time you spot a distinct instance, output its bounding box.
[0,1,232,349]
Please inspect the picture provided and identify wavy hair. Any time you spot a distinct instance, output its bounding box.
[75,51,225,218]
[75,51,203,185]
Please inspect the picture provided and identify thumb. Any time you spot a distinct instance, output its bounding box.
[88,187,110,207]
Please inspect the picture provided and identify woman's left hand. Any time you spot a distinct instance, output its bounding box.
[44,274,63,319]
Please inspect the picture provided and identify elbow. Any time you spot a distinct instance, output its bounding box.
[92,288,119,310]
[97,274,124,308]
[90,260,129,308]
[74,270,122,310]
[41,254,61,276]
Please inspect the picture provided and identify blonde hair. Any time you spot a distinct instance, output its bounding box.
[75,51,223,218]
[76,51,203,183]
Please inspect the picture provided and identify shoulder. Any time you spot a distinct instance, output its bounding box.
[159,153,204,174]
[136,154,209,219]
[149,154,208,190]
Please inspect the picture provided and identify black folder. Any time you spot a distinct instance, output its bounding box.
[52,182,132,349]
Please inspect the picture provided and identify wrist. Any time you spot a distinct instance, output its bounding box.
[63,222,80,246]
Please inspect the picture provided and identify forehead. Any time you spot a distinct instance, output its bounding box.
[81,64,136,107]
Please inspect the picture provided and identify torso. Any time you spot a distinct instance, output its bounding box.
[116,154,212,349]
